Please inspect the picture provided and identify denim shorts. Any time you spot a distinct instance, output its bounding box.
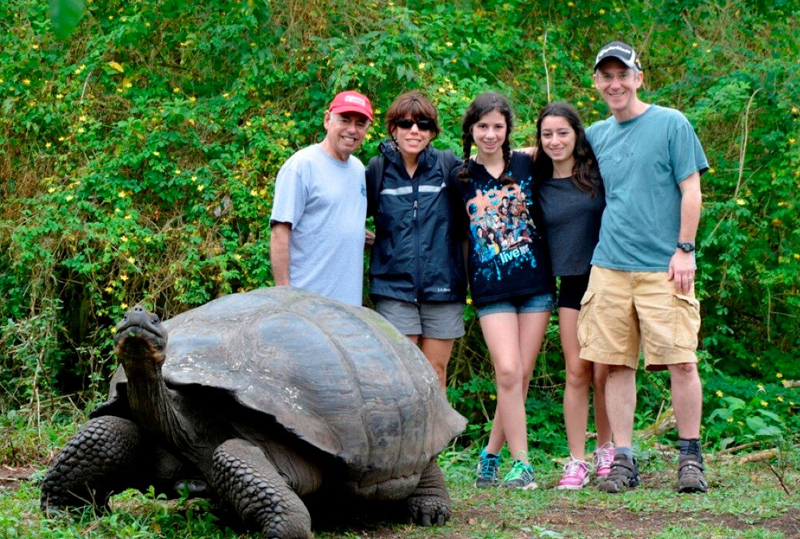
[476,292,555,318]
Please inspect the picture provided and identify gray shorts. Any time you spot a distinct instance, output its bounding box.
[374,297,465,339]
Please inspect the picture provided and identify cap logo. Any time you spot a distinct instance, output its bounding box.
[344,95,366,107]
[596,44,634,65]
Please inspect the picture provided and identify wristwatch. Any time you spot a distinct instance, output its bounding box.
[677,242,696,253]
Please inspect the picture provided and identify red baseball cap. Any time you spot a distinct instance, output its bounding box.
[327,90,373,121]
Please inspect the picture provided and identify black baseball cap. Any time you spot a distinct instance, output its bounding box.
[593,41,643,71]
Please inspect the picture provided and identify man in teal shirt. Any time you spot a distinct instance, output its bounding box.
[578,41,709,493]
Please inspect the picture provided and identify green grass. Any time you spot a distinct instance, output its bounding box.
[2,447,797,539]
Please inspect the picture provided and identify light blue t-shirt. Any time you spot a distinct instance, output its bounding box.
[270,144,367,305]
[586,105,708,271]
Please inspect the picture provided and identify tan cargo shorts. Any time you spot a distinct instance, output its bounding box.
[577,266,701,371]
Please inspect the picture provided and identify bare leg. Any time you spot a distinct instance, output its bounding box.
[559,308,591,461]
[592,363,612,446]
[481,312,549,459]
[668,363,703,439]
[419,337,455,391]
[605,366,637,448]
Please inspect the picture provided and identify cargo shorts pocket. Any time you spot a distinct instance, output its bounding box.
[577,291,595,348]
[674,294,701,349]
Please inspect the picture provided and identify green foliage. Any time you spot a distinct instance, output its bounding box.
[1,0,799,454]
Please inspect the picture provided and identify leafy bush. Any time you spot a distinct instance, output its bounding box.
[1,0,798,452]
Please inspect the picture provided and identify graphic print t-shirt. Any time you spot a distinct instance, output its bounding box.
[449,152,553,306]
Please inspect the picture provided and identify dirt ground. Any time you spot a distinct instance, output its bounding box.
[5,464,799,538]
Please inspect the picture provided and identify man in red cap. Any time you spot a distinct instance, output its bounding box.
[270,90,373,305]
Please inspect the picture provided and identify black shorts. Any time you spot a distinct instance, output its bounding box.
[557,274,591,310]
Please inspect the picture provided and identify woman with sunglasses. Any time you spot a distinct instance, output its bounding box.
[532,102,611,490]
[450,92,554,489]
[366,91,467,390]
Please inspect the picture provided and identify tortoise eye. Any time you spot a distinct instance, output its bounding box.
[152,317,160,325]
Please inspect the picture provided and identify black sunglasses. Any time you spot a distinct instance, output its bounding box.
[395,118,436,131]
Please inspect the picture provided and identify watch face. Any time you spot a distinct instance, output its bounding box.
[678,242,695,252]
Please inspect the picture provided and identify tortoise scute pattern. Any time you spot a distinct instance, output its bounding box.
[212,440,311,539]
[40,416,142,511]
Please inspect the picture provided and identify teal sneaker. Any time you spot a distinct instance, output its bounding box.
[475,450,501,488]
[501,459,537,490]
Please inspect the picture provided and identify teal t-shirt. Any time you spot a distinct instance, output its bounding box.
[586,105,708,271]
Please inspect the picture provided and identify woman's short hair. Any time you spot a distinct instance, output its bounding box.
[385,91,441,139]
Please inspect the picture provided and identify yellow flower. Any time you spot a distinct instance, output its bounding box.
[777,396,784,402]
[59,136,65,141]
[79,115,87,121]
[489,394,496,400]
[792,107,799,114]
[145,22,151,27]
[737,421,744,426]
[174,169,182,175]
[66,195,74,201]
[760,400,768,407]
[234,254,242,260]
[45,142,52,148]
[726,417,733,423]
[418,62,426,70]
[250,189,258,196]
[105,287,113,293]
[736,199,746,206]
[790,138,796,144]
[692,42,698,48]
[33,43,39,50]
[197,185,205,192]
[190,175,197,182]
[153,151,160,156]
[144,236,152,243]
[127,257,135,264]
[776,373,783,378]
[716,390,723,397]
[77,127,85,134]
[446,41,453,47]
[222,93,230,99]
[108,15,113,20]
[708,167,715,174]
[121,303,128,310]
[466,297,473,305]
[120,274,128,281]
[757,384,765,391]
[173,87,180,93]
[121,236,128,242]
[118,191,126,198]
[48,187,56,193]
[22,78,31,85]
[124,214,132,220]
[189,96,196,102]
[599,8,606,14]
[56,93,63,99]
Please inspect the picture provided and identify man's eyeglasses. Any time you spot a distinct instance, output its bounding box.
[395,118,436,131]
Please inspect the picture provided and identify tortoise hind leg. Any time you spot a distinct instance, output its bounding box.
[211,439,311,539]
[406,460,451,526]
[40,416,143,513]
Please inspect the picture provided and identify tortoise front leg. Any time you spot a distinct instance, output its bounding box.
[40,416,143,513]
[211,439,311,539]
[406,460,452,526]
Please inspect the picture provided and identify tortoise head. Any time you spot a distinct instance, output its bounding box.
[114,304,168,366]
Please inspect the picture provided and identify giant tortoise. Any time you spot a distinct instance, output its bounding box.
[40,287,466,538]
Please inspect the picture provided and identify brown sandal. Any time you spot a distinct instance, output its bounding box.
[677,455,707,493]
[597,454,640,493]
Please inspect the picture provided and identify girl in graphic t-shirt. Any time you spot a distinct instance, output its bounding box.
[449,92,554,490]
[532,102,611,490]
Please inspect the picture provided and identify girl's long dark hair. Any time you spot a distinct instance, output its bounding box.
[458,92,514,185]
[532,102,601,197]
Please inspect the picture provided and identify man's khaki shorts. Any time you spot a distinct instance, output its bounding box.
[577,266,701,371]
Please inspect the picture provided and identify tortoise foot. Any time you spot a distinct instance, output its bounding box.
[211,439,311,539]
[40,416,142,513]
[407,460,451,526]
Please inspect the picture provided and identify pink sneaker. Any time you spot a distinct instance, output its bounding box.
[557,458,590,490]
[594,443,615,477]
